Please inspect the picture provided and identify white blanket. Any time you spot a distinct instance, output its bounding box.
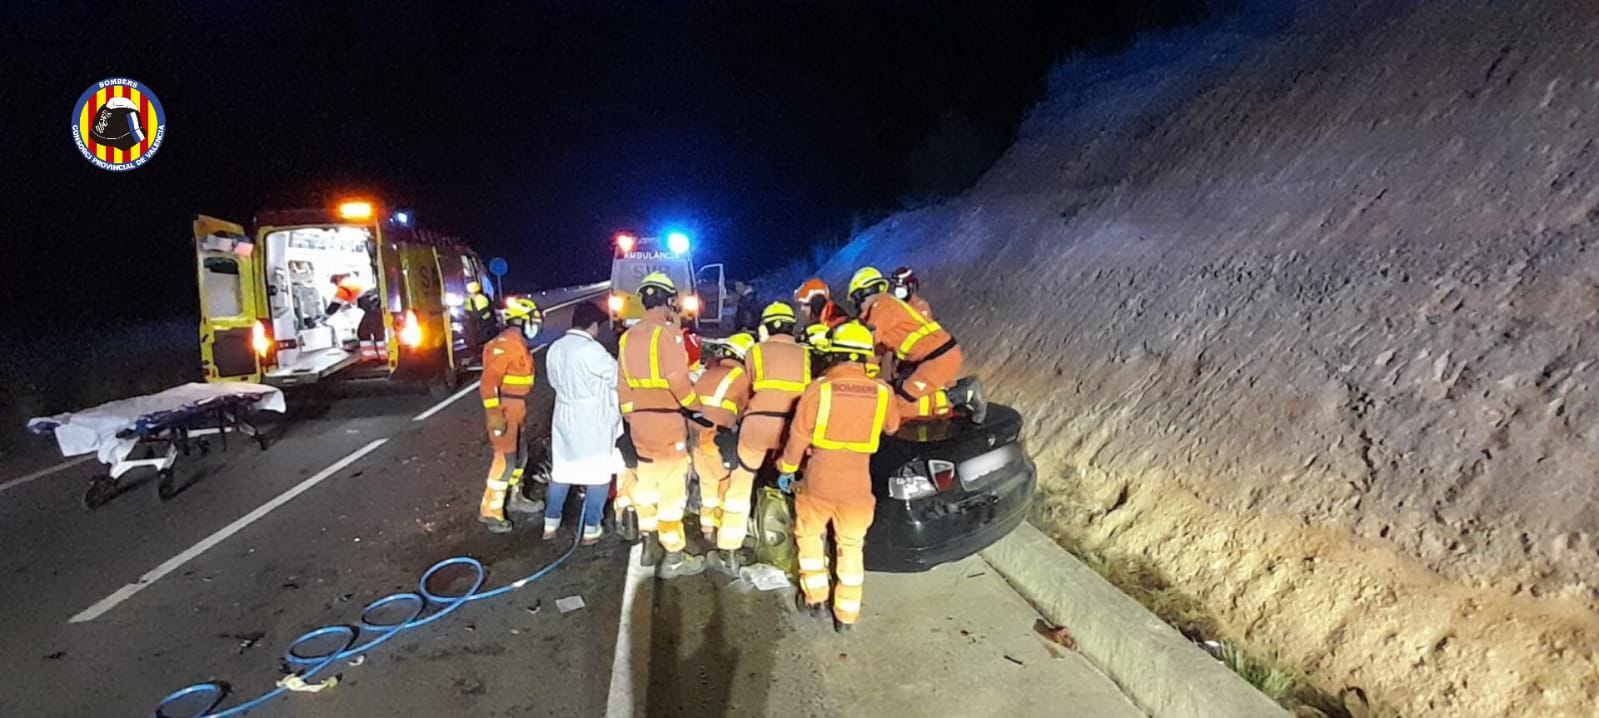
[28,382,286,464]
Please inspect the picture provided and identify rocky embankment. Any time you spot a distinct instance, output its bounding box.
[817,2,1599,715]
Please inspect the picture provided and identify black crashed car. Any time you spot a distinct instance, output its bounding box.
[753,403,1035,573]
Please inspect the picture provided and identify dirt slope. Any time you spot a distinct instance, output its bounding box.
[816,2,1599,715]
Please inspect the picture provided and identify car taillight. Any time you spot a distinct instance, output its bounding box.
[929,459,957,491]
[252,320,272,357]
[401,310,423,347]
[889,461,939,501]
[681,294,701,315]
[608,294,624,313]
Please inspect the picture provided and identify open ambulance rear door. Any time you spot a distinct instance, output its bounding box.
[193,215,269,383]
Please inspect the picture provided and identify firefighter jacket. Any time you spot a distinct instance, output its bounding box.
[693,359,751,430]
[480,327,535,409]
[860,293,954,363]
[617,309,703,417]
[777,363,900,499]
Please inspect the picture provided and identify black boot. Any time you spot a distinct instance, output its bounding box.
[504,487,545,516]
[834,618,854,634]
[708,549,742,577]
[639,534,663,567]
[796,590,827,620]
[617,507,641,544]
[657,551,706,579]
[949,377,987,424]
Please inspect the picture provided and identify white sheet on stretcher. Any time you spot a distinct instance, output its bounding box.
[27,382,287,465]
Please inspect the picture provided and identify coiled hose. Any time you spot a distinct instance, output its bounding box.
[151,528,583,718]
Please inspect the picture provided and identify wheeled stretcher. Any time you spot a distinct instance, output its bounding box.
[27,382,286,508]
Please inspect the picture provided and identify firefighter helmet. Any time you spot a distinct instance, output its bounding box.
[724,332,757,359]
[760,301,797,328]
[847,266,889,307]
[503,297,542,324]
[802,323,832,350]
[638,272,678,309]
[794,277,830,304]
[466,280,483,294]
[828,321,875,357]
[889,266,919,300]
[89,97,144,151]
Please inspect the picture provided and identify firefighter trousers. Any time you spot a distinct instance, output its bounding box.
[630,415,692,553]
[691,429,731,537]
[795,490,875,625]
[713,443,768,551]
[481,398,528,520]
[894,346,962,421]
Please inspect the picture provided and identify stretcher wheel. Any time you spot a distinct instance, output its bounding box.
[82,476,117,511]
[157,469,178,500]
[255,434,270,451]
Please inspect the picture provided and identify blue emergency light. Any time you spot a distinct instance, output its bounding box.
[666,231,691,254]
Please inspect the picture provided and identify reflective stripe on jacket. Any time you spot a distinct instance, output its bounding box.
[481,327,535,409]
[693,361,751,429]
[744,334,811,415]
[861,293,951,361]
[777,363,900,496]
[617,310,702,415]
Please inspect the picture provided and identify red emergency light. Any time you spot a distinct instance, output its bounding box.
[614,233,637,254]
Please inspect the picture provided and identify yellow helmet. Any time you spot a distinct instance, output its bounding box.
[802,323,832,349]
[723,332,756,359]
[847,266,889,303]
[638,272,678,309]
[466,280,482,294]
[503,296,542,323]
[760,301,797,326]
[828,321,875,355]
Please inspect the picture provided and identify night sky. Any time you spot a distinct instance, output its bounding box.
[2,1,1218,333]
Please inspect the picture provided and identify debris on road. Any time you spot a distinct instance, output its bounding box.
[43,651,65,660]
[348,655,366,667]
[556,595,586,613]
[1004,654,1025,667]
[525,600,542,615]
[220,631,266,654]
[735,563,792,592]
[1033,619,1076,651]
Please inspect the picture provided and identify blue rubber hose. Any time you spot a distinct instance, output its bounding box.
[150,526,584,718]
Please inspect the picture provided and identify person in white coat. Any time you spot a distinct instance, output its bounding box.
[542,302,624,544]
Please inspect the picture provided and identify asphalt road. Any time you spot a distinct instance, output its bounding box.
[0,286,1143,718]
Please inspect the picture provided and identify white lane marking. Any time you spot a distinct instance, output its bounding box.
[0,455,93,494]
[413,341,557,423]
[605,542,655,718]
[411,380,483,422]
[68,438,390,623]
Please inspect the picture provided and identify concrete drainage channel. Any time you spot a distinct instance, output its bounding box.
[980,523,1287,718]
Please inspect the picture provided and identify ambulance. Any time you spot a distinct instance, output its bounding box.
[606,230,725,330]
[192,198,492,389]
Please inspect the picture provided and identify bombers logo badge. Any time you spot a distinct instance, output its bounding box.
[71,78,166,171]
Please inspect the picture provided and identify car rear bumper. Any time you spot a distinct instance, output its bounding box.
[864,455,1036,573]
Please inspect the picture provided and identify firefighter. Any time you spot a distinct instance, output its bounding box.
[690,333,755,552]
[718,302,811,572]
[795,277,849,329]
[888,266,932,320]
[777,321,900,631]
[465,280,496,345]
[618,272,708,579]
[848,266,986,423]
[479,296,546,533]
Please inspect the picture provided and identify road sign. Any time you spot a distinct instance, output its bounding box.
[489,257,509,276]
